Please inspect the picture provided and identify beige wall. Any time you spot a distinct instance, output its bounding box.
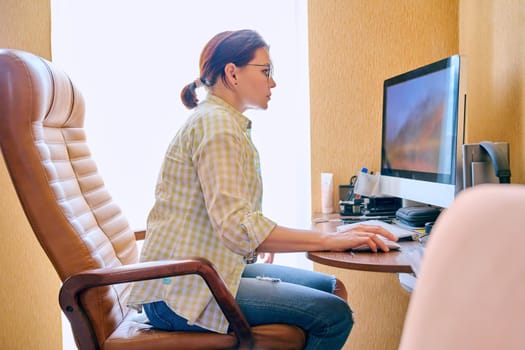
[0,0,51,58]
[308,1,524,348]
[309,0,525,213]
[460,0,525,183]
[309,0,459,213]
[0,1,61,350]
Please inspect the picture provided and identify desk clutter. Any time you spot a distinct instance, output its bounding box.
[339,195,402,217]
[339,170,400,216]
[338,174,442,228]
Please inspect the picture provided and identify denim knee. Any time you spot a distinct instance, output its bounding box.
[306,293,353,349]
[236,277,353,350]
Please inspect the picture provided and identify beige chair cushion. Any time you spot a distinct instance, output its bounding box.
[104,310,305,350]
[399,184,525,350]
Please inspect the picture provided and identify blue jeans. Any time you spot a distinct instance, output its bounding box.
[144,263,353,350]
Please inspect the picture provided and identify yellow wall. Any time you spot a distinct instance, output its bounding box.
[309,0,525,213]
[309,0,459,213]
[0,1,61,349]
[308,1,524,348]
[0,0,51,57]
[460,0,525,183]
[308,4,458,347]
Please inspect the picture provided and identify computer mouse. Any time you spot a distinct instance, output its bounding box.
[351,236,401,252]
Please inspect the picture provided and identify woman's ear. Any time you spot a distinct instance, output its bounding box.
[224,63,238,86]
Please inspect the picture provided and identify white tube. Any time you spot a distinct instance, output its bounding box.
[321,172,334,214]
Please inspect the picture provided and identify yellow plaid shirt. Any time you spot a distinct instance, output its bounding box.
[127,94,276,333]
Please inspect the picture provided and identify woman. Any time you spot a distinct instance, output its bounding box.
[128,29,396,350]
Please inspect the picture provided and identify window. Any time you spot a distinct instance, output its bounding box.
[51,0,311,269]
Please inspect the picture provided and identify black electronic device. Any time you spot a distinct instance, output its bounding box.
[338,177,360,215]
[424,221,435,234]
[395,206,441,227]
[362,196,402,216]
[339,195,401,217]
[339,198,363,216]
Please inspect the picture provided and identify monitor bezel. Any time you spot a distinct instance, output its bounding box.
[379,55,466,208]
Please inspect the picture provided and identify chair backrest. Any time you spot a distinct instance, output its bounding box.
[0,49,139,346]
[399,184,525,350]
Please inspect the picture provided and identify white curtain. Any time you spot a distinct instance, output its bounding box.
[51,0,311,269]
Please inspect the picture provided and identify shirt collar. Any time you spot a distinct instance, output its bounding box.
[205,94,252,131]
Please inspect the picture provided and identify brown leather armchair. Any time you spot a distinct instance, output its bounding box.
[0,49,305,350]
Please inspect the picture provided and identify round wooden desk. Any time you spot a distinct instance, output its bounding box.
[307,219,426,275]
[307,219,426,350]
[307,240,424,275]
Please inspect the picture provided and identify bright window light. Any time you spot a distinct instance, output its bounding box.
[51,0,311,269]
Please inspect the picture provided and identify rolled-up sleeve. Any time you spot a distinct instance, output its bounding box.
[239,211,276,253]
[194,125,275,257]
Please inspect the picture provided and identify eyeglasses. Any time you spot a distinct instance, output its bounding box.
[246,63,274,81]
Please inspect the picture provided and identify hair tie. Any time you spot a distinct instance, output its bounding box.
[194,78,204,88]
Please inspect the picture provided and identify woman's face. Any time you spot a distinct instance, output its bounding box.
[236,47,276,110]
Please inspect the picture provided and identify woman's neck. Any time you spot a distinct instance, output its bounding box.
[209,83,245,113]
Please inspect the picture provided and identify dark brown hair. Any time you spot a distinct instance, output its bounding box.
[180,29,269,109]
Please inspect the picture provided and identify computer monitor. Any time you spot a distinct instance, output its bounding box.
[379,55,467,208]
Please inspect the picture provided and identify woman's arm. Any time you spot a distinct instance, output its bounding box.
[257,224,398,253]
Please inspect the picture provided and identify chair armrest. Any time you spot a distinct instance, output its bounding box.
[134,229,146,241]
[59,257,253,350]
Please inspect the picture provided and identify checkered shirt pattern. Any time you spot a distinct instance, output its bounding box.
[127,94,276,333]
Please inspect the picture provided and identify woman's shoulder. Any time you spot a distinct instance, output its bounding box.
[192,103,244,135]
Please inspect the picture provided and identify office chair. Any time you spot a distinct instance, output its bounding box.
[399,184,525,350]
[0,49,305,350]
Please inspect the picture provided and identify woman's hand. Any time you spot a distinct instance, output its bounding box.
[257,224,398,254]
[328,224,398,253]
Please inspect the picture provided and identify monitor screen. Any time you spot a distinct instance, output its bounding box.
[380,55,466,208]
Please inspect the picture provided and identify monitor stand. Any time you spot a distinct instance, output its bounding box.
[462,142,510,187]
